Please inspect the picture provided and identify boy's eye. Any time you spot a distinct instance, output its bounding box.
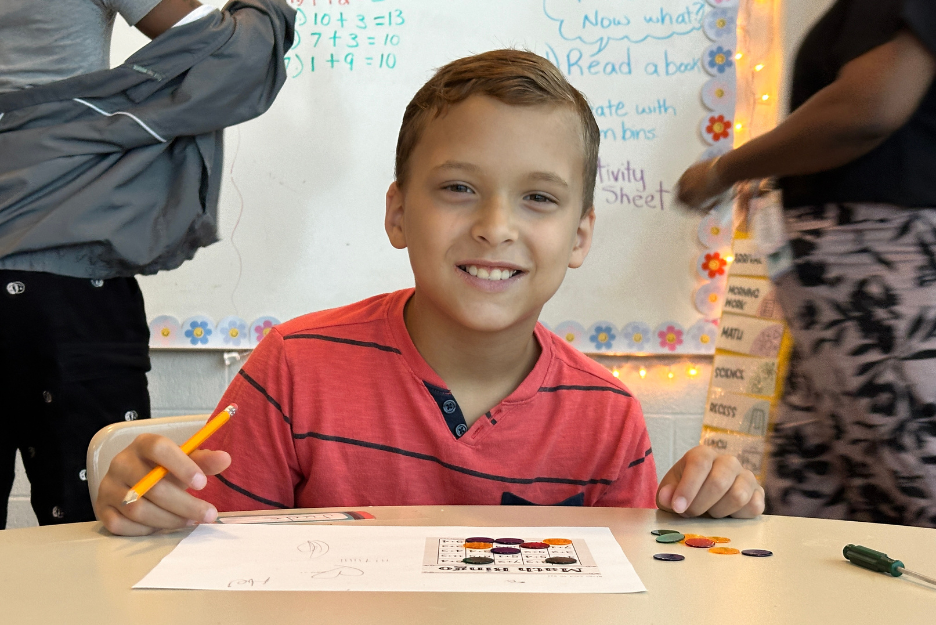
[525,193,555,204]
[444,183,473,194]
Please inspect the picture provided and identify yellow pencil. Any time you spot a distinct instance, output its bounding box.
[122,403,238,505]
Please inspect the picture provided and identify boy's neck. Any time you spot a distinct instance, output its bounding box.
[403,291,541,425]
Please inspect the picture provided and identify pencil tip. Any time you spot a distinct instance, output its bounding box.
[122,491,139,506]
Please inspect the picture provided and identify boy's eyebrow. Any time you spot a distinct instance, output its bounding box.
[434,161,570,188]
[526,171,570,188]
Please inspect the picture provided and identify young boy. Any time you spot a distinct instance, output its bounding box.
[96,50,764,535]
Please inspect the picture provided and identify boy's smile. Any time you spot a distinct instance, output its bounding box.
[385,95,595,342]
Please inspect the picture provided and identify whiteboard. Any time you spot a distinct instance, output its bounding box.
[111,0,738,352]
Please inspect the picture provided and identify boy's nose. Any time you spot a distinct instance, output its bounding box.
[471,195,518,246]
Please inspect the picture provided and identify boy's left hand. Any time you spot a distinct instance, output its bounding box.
[656,446,764,518]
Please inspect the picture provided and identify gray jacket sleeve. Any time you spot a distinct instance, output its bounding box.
[126,0,296,139]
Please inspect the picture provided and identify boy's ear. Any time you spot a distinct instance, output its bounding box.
[384,181,407,249]
[568,207,596,269]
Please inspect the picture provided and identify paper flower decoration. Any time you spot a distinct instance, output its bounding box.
[184,320,212,346]
[702,78,735,110]
[218,316,248,347]
[707,46,734,74]
[655,323,685,352]
[686,319,719,353]
[149,316,182,348]
[695,278,727,317]
[698,211,733,249]
[589,324,617,351]
[553,321,588,351]
[251,317,280,343]
[621,322,652,351]
[702,251,728,278]
[706,115,732,142]
[704,9,736,41]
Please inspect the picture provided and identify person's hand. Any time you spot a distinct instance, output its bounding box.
[656,446,764,518]
[94,434,231,536]
[676,157,732,212]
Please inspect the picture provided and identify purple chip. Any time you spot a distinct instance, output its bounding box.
[741,549,773,557]
[465,536,495,543]
[491,547,521,555]
[653,553,685,562]
[494,538,524,545]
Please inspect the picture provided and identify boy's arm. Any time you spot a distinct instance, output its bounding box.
[656,446,764,518]
[134,0,204,39]
[95,328,302,535]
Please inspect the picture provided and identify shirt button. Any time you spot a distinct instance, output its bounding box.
[51,506,64,519]
[42,391,52,403]
[124,410,138,421]
[79,469,87,482]
[90,279,104,288]
[6,281,26,295]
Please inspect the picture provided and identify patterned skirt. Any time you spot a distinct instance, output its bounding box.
[765,203,936,528]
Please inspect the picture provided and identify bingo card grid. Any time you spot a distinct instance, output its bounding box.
[422,537,601,576]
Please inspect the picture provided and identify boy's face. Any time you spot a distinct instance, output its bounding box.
[385,95,595,335]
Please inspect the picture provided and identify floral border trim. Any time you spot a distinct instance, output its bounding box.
[147,314,721,354]
[149,315,280,349]
[684,0,740,348]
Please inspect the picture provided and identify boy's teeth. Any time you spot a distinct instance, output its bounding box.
[464,265,515,281]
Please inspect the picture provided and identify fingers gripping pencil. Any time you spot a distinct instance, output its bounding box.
[122,404,237,505]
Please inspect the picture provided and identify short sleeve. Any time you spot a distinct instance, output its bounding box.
[106,0,163,26]
[903,0,936,56]
[197,328,304,512]
[593,398,659,509]
[832,0,904,67]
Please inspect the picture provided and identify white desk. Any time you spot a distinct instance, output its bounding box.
[0,506,932,624]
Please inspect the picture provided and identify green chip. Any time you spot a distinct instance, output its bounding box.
[651,529,680,536]
[655,533,685,544]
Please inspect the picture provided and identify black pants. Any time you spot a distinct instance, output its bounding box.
[0,271,150,528]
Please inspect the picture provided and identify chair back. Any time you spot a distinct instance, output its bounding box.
[86,414,209,506]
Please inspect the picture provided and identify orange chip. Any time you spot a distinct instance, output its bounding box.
[464,542,493,550]
[709,547,740,555]
[709,537,731,544]
[543,538,572,545]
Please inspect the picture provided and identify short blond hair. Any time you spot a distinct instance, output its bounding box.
[395,49,599,213]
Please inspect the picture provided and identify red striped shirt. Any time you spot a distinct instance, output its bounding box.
[199,289,657,510]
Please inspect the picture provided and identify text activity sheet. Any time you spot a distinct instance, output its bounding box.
[135,525,645,593]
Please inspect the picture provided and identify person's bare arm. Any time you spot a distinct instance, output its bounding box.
[678,30,936,208]
[134,0,203,39]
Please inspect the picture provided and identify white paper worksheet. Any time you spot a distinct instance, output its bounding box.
[134,525,646,593]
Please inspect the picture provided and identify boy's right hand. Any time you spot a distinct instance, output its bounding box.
[94,434,230,536]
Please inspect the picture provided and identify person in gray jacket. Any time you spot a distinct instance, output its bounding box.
[0,0,295,527]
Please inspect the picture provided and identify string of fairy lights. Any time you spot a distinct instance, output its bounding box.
[600,0,782,385]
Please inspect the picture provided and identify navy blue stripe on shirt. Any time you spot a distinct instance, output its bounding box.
[627,447,654,468]
[215,474,289,509]
[283,333,402,354]
[538,385,631,397]
[237,369,291,426]
[291,428,614,487]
